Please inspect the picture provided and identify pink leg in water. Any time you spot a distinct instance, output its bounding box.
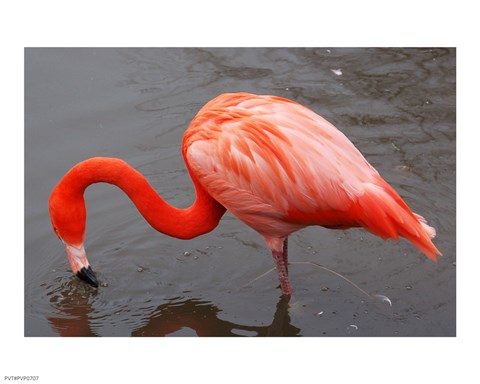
[272,237,292,298]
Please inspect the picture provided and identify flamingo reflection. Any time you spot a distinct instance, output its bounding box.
[47,283,300,336]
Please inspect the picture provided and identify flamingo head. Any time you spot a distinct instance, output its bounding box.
[49,185,98,288]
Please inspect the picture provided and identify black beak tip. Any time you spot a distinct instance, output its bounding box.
[77,266,99,288]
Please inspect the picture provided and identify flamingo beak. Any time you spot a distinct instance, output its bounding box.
[77,265,99,288]
[65,243,98,288]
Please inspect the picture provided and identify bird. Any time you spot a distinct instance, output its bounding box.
[49,92,441,298]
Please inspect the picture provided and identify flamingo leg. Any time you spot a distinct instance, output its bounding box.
[272,237,292,298]
[283,237,289,275]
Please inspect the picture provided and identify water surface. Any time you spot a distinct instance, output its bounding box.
[25,48,455,336]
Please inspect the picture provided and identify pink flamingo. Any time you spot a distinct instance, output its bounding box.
[49,92,441,297]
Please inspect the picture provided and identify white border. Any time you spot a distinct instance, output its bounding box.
[4,1,477,383]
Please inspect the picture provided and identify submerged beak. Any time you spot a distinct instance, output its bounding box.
[76,265,99,288]
[65,243,98,288]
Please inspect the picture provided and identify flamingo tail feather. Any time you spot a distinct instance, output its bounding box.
[356,180,441,261]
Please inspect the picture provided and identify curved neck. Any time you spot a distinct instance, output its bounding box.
[50,157,226,242]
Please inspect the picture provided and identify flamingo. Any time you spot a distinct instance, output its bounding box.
[49,92,441,298]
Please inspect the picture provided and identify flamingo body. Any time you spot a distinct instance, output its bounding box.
[49,92,440,296]
[184,93,438,258]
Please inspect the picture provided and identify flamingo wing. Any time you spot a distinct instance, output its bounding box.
[183,93,440,259]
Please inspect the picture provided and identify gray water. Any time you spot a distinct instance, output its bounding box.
[25,48,455,336]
